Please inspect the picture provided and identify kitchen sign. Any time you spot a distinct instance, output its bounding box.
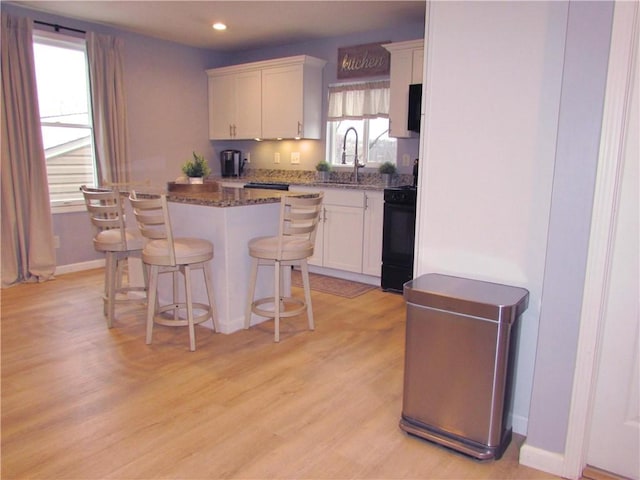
[337,42,390,79]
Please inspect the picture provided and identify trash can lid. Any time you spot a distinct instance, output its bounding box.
[403,273,529,323]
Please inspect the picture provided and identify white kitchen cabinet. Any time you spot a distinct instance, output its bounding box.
[382,39,424,138]
[207,69,261,140]
[323,204,365,273]
[362,191,384,276]
[261,56,326,139]
[291,186,383,277]
[207,55,325,140]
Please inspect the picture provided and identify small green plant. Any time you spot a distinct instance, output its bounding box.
[182,152,211,178]
[378,161,397,174]
[315,161,331,172]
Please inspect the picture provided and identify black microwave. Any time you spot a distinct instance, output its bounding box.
[408,83,422,133]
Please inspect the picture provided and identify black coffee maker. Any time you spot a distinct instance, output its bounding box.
[220,150,243,177]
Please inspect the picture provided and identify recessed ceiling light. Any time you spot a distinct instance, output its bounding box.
[212,22,227,31]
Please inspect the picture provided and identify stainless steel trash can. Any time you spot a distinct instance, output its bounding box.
[399,273,529,460]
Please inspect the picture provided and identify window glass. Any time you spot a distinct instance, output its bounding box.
[33,31,96,209]
[326,117,396,166]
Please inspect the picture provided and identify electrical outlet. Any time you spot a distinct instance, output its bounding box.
[274,152,280,164]
[402,154,411,166]
[246,153,251,163]
[291,152,300,164]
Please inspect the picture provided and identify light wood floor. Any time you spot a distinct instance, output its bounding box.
[1,268,561,479]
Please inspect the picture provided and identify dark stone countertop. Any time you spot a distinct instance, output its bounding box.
[166,184,320,208]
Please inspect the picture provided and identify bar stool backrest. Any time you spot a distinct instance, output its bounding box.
[81,185,129,252]
[128,191,176,266]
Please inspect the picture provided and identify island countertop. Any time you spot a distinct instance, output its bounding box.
[165,183,320,208]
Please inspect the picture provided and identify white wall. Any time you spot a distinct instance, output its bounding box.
[416,1,569,434]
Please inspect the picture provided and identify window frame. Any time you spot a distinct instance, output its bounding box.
[32,29,97,214]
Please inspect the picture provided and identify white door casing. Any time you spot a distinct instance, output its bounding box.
[562,2,639,479]
[585,7,639,477]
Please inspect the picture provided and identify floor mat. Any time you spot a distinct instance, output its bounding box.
[291,270,376,298]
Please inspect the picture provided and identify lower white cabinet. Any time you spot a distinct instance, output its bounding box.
[292,186,383,277]
[322,204,365,272]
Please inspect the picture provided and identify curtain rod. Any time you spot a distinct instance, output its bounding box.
[34,20,85,35]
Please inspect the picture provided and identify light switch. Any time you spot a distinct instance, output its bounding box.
[274,152,280,164]
[291,152,300,164]
[402,154,411,166]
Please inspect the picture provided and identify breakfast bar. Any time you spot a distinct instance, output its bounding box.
[153,184,320,334]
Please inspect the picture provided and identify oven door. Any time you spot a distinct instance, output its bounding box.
[382,201,416,292]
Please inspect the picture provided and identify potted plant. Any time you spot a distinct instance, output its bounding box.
[315,161,331,182]
[378,161,397,186]
[182,152,211,184]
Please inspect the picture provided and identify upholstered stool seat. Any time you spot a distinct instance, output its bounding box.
[129,192,218,351]
[81,185,147,328]
[244,193,323,342]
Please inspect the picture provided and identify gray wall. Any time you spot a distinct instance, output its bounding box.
[416,0,614,456]
[2,3,422,268]
[526,0,613,453]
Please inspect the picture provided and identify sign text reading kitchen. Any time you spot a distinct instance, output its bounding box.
[337,42,390,79]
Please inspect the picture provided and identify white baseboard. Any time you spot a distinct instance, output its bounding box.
[307,265,380,286]
[519,442,565,478]
[55,259,105,276]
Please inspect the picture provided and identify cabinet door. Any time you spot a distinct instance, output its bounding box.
[323,204,364,273]
[208,74,235,140]
[362,191,384,276]
[388,49,414,138]
[261,64,303,139]
[233,69,262,139]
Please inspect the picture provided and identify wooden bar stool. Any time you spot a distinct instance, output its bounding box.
[81,185,147,328]
[129,191,218,351]
[244,193,323,342]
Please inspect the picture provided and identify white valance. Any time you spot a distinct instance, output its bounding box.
[327,80,390,121]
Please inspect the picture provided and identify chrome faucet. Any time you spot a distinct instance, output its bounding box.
[341,127,365,183]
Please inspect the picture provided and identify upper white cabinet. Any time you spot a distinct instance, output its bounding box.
[208,69,261,140]
[207,55,326,140]
[261,57,326,139]
[382,39,424,138]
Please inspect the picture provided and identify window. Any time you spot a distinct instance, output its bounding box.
[326,80,396,167]
[33,30,97,210]
[327,118,396,165]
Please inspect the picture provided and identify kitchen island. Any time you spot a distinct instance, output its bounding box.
[146,184,321,334]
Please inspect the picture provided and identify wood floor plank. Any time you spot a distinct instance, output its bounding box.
[1,268,560,479]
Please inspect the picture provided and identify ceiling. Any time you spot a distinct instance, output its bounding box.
[7,1,426,52]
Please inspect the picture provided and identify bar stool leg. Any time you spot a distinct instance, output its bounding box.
[105,252,117,328]
[300,261,315,331]
[202,262,219,332]
[245,257,259,329]
[274,260,281,342]
[184,265,196,352]
[146,265,159,345]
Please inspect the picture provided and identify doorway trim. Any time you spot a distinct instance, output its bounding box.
[562,2,638,478]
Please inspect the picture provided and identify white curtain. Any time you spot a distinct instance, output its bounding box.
[87,32,130,185]
[327,80,390,120]
[1,12,56,287]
